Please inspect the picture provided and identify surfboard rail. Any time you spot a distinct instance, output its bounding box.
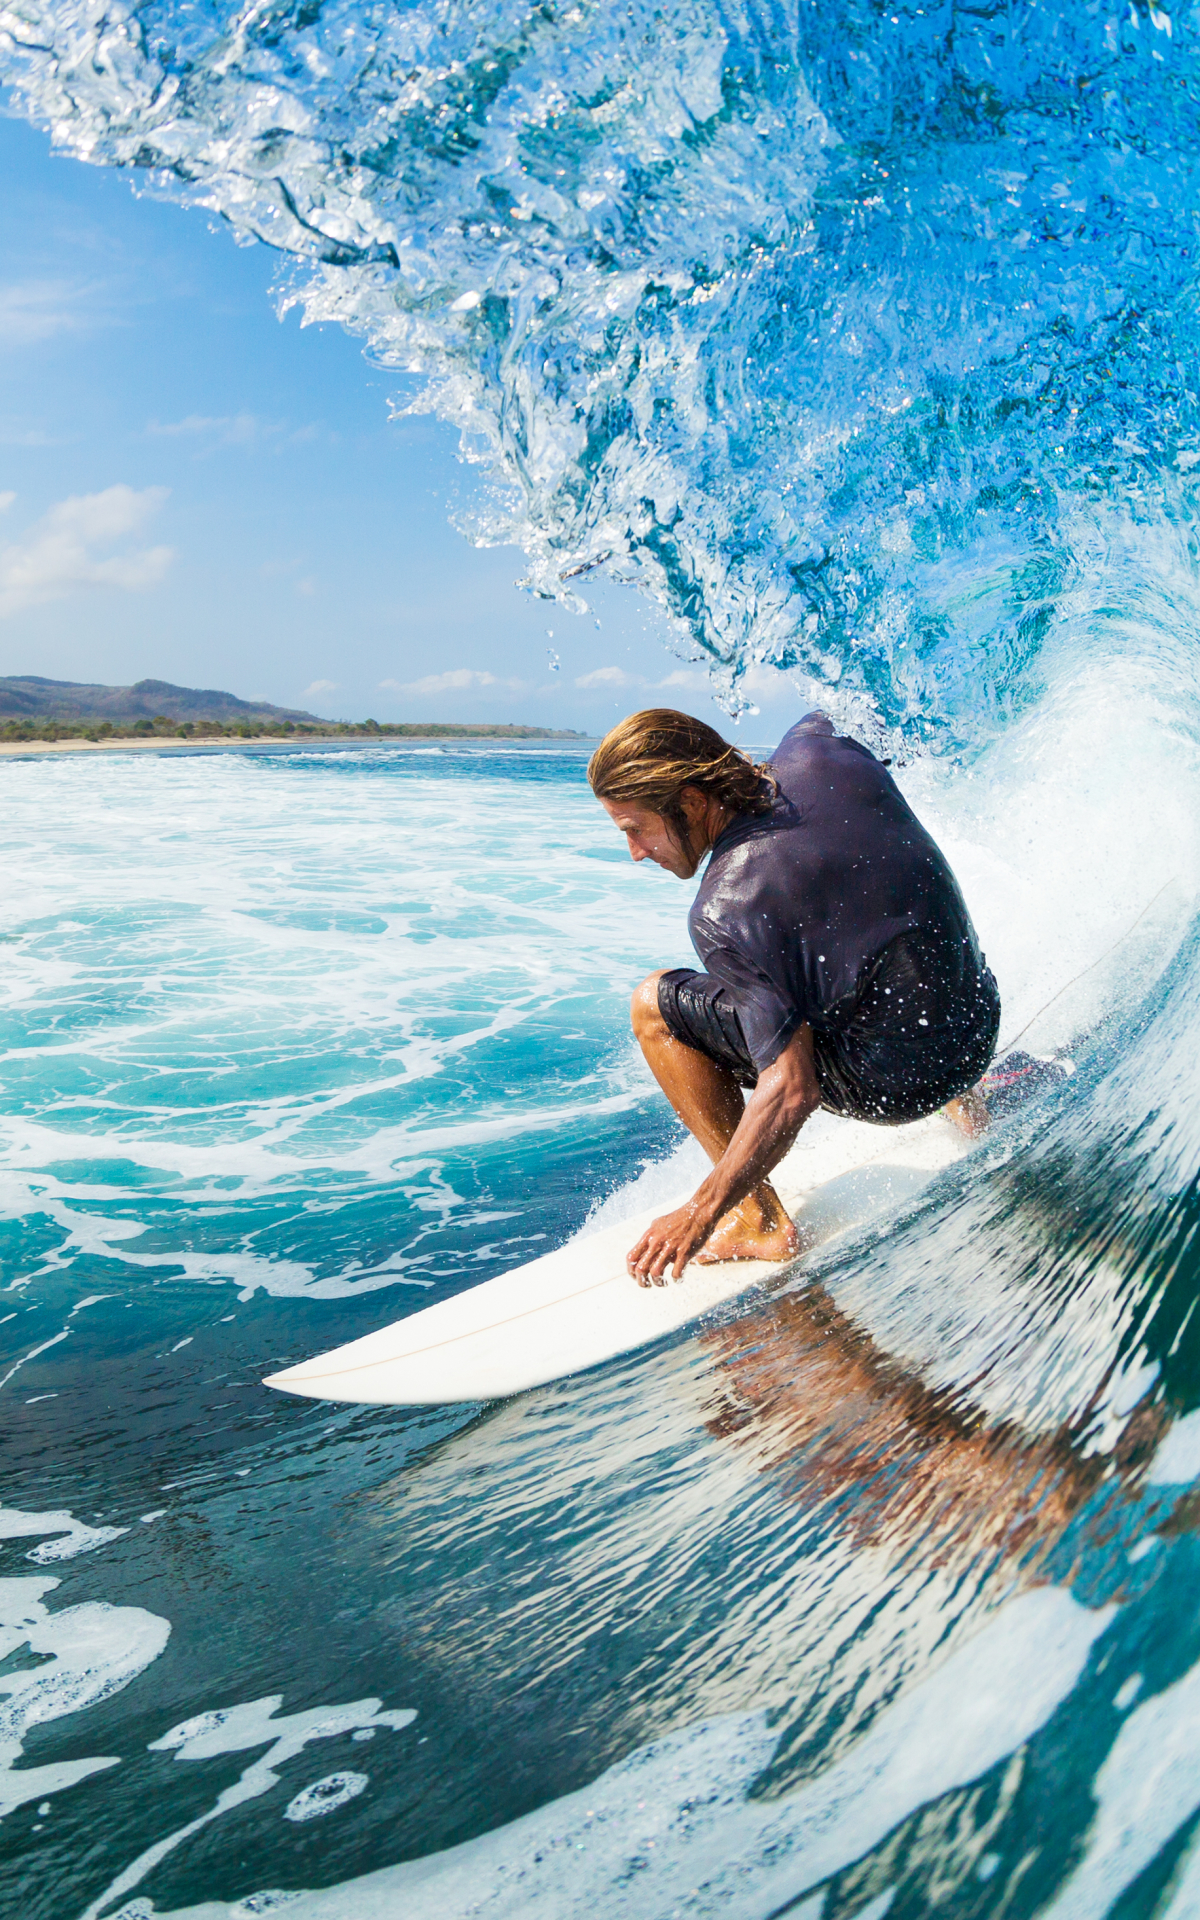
[264,1108,971,1406]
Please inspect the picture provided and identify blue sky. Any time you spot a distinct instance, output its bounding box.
[0,111,803,735]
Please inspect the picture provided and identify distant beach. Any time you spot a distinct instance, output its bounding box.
[0,679,591,754]
[0,732,597,757]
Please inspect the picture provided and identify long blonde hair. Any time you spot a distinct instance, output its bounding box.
[587,709,776,838]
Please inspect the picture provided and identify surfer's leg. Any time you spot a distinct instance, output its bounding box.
[944,1086,990,1137]
[631,973,797,1261]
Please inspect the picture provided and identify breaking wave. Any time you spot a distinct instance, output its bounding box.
[6,0,1200,739]
[5,3,1200,1916]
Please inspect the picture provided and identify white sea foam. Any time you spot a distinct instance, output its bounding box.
[901,639,1199,1062]
[0,1505,130,1562]
[283,1772,369,1822]
[1145,1408,1200,1486]
[0,1507,169,1821]
[581,1133,709,1235]
[1038,1654,1200,1917]
[82,1696,417,1920]
[1,661,1194,1282]
[0,750,691,1306]
[142,1588,1106,1919]
[0,1326,72,1390]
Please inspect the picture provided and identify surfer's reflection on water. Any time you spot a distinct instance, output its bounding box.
[699,1279,1181,1587]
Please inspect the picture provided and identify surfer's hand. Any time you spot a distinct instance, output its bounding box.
[627,1202,713,1285]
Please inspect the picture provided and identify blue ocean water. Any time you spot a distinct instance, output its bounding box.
[4,2,1200,1915]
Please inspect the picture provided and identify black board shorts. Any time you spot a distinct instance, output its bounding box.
[657,930,1001,1125]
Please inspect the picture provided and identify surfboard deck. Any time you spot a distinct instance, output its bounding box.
[264,1103,981,1407]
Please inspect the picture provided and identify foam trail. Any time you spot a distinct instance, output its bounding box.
[144,1589,1106,1918]
[283,1773,369,1822]
[1039,1660,1200,1919]
[79,1697,417,1920]
[0,1510,169,1822]
[0,1506,129,1562]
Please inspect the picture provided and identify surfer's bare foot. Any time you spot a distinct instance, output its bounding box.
[696,1188,799,1265]
[944,1086,989,1138]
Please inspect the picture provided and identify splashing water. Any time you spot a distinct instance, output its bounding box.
[5,0,1200,735]
[4,1,1200,1916]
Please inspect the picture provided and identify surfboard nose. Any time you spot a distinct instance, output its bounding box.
[262,1363,339,1401]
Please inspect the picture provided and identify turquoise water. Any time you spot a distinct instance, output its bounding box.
[5,1,1200,1913]
[0,724,1197,1919]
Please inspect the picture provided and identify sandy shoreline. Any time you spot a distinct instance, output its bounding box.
[0,735,368,758]
[0,734,595,759]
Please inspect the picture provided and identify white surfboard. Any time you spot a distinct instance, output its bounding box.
[263,1109,970,1407]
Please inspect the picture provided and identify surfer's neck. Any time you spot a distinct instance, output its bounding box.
[678,789,735,874]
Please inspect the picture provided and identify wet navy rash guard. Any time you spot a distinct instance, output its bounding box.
[687,712,986,1072]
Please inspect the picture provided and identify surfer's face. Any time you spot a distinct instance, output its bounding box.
[599,795,702,877]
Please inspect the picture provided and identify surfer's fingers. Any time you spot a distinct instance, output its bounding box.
[629,1209,689,1283]
[627,1231,664,1283]
[644,1244,670,1283]
[626,1226,653,1268]
[647,1237,677,1284]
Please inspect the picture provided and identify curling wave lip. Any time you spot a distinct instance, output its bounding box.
[8,0,1200,742]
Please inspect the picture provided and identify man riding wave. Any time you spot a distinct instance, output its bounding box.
[589,709,1000,1286]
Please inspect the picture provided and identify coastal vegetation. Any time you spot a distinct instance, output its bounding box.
[0,680,586,743]
[0,716,587,743]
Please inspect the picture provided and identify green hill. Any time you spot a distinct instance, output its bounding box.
[0,676,588,744]
[0,676,319,724]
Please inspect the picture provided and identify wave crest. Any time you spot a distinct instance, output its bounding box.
[4,0,1200,738]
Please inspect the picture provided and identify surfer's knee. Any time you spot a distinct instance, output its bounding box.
[631,971,669,1041]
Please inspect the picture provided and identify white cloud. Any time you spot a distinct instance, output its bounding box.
[0,493,14,515]
[0,485,173,619]
[380,668,522,697]
[0,279,104,347]
[147,414,322,451]
[301,680,339,698]
[575,665,641,690]
[656,668,709,690]
[0,426,67,449]
[741,664,799,694]
[148,413,269,446]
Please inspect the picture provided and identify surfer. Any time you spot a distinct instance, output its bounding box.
[589,709,1001,1284]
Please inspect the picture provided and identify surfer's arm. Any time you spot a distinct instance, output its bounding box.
[627,1024,821,1282]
